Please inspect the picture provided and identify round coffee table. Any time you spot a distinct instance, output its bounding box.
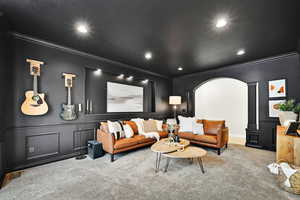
[151,138,190,172]
[163,146,207,173]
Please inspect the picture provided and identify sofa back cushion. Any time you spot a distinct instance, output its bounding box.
[100,122,109,133]
[143,120,158,133]
[124,121,139,134]
[203,120,225,135]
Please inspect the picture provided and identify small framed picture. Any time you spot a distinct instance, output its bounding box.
[269,99,285,118]
[268,79,286,98]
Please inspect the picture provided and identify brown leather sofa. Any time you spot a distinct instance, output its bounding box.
[177,120,229,155]
[97,121,168,162]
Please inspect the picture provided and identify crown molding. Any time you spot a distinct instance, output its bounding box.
[174,52,299,79]
[10,32,170,79]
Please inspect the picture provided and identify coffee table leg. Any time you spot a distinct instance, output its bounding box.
[164,158,171,173]
[155,153,161,173]
[197,157,205,174]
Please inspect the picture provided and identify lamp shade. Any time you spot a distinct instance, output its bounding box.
[169,96,181,105]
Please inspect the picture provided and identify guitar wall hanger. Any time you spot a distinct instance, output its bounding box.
[60,73,77,121]
[21,59,49,116]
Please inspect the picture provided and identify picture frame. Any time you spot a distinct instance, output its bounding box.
[268,79,286,98]
[269,99,286,118]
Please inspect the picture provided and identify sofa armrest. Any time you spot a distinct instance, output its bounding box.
[97,129,115,154]
[215,127,229,147]
[222,127,229,146]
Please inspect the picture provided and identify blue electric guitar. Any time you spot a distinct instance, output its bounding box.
[60,73,77,121]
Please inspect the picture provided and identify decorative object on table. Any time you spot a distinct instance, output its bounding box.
[285,122,300,137]
[169,96,182,119]
[269,79,286,98]
[107,82,143,112]
[166,118,177,125]
[277,99,299,126]
[21,59,48,116]
[88,140,104,159]
[60,73,77,121]
[269,100,286,118]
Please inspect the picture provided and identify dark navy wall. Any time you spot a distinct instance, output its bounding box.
[0,15,13,182]
[173,53,300,150]
[5,34,172,171]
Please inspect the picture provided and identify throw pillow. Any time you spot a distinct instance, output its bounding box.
[107,120,125,140]
[149,119,163,131]
[178,115,195,132]
[143,120,158,133]
[124,121,139,134]
[131,118,145,134]
[193,122,204,135]
[123,124,134,138]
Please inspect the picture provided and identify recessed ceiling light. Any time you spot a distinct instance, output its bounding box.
[216,18,227,28]
[142,79,149,84]
[145,52,152,60]
[94,69,102,75]
[75,22,90,35]
[117,74,124,79]
[126,76,133,81]
[237,49,245,56]
[178,67,183,71]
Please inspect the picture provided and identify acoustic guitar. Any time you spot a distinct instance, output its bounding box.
[21,59,49,116]
[60,73,77,121]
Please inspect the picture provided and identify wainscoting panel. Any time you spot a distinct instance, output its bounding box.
[26,132,60,160]
[73,128,95,151]
[5,122,98,171]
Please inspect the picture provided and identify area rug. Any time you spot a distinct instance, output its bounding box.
[0,144,298,200]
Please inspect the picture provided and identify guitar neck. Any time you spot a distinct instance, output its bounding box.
[33,75,38,95]
[67,87,72,105]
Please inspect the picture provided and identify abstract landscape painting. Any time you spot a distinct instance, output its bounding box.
[107,82,143,112]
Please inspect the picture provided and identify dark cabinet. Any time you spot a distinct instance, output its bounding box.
[246,129,262,148]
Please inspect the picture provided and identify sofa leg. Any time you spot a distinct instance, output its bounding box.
[217,148,221,155]
[111,154,114,162]
[225,143,228,148]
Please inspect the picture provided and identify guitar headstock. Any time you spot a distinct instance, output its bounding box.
[62,73,76,88]
[27,59,44,76]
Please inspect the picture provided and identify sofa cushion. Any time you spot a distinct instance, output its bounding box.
[100,122,109,133]
[203,120,225,135]
[114,137,140,149]
[133,135,155,144]
[178,132,195,140]
[124,121,139,134]
[143,120,158,132]
[193,134,218,144]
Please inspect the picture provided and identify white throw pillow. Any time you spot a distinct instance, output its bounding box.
[123,124,134,138]
[131,118,145,134]
[150,119,163,131]
[107,120,124,139]
[193,122,204,135]
[178,116,195,132]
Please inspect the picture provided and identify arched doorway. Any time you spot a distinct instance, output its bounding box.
[194,78,248,145]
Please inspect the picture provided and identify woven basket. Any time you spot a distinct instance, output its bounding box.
[277,162,300,195]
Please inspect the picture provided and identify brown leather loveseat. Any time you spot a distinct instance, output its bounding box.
[97,121,168,162]
[178,120,229,155]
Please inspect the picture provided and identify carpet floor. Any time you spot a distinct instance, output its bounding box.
[0,144,299,200]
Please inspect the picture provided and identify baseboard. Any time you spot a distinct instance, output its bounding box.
[229,136,246,145]
[9,151,82,172]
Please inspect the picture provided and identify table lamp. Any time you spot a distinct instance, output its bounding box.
[169,96,181,119]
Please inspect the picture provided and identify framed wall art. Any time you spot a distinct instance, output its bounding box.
[268,79,286,98]
[269,99,285,118]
